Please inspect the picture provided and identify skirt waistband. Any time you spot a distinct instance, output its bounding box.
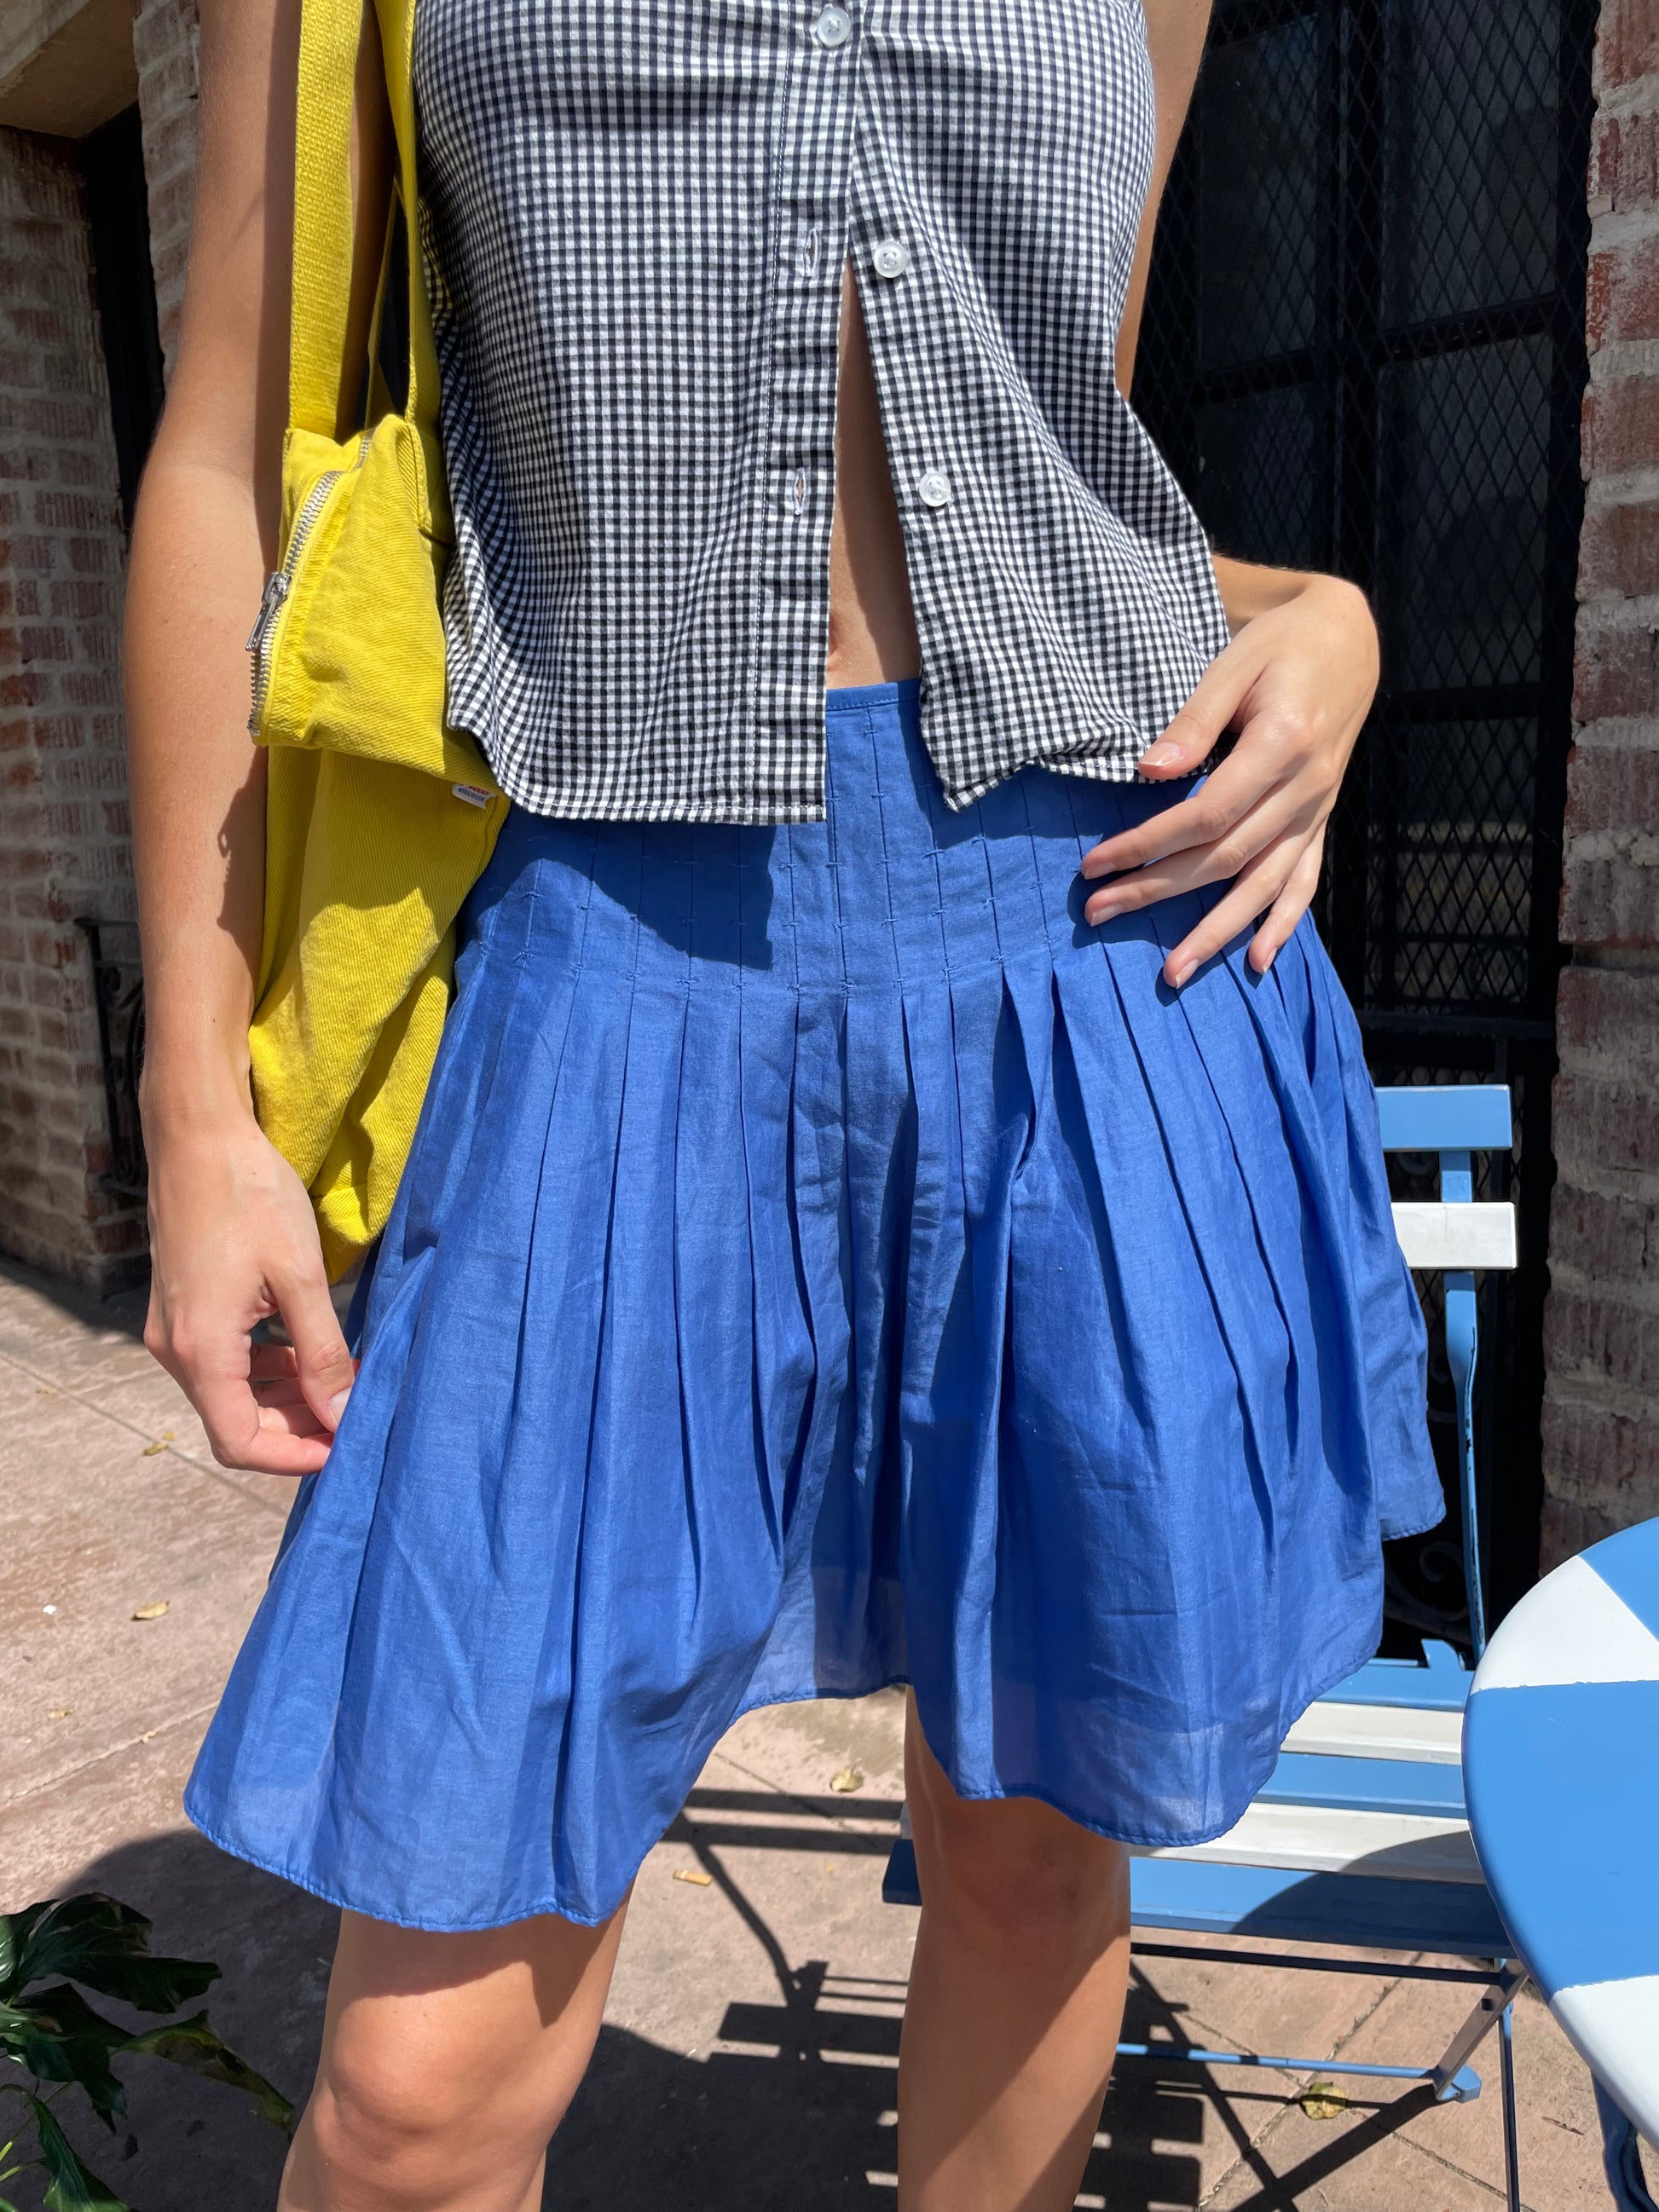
[474,682,1194,997]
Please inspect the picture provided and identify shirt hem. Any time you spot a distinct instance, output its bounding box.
[461,711,1197,826]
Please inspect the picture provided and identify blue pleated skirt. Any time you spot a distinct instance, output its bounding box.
[187,679,1442,1931]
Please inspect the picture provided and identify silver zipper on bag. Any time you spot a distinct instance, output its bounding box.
[245,436,369,734]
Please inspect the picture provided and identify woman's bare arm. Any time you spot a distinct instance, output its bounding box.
[128,0,387,1471]
[1109,0,1380,985]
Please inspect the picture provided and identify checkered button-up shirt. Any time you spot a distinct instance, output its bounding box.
[415,0,1231,824]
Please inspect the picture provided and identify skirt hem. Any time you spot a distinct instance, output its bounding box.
[184,1609,1404,1937]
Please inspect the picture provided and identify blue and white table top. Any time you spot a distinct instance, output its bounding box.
[1464,1519,1659,2140]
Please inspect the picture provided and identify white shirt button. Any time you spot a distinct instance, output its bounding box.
[917,470,951,508]
[872,238,910,280]
[812,6,853,46]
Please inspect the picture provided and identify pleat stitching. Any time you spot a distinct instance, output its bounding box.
[863,700,905,994]
[546,857,646,1898]
[669,981,708,1588]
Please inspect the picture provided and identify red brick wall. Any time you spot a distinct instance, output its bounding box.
[0,0,199,1294]
[1542,0,1659,1562]
[0,127,142,1291]
[132,0,199,370]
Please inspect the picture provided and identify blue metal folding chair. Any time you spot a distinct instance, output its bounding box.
[884,1083,1528,2209]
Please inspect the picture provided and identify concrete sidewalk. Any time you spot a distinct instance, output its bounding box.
[0,1255,1612,2210]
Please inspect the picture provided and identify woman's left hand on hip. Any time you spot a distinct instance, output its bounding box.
[1079,571,1379,988]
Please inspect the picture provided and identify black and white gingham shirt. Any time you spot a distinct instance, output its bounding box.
[414,0,1231,823]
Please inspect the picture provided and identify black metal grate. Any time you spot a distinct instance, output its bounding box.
[81,107,165,533]
[75,918,147,1199]
[1135,0,1597,1638]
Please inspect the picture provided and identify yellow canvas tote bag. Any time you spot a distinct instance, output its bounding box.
[247,0,507,1281]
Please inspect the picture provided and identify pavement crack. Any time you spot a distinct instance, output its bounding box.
[0,1701,219,1812]
[0,1349,291,1520]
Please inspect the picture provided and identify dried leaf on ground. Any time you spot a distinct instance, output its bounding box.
[1298,2080,1349,2120]
[130,1603,170,1622]
[830,1766,864,1793]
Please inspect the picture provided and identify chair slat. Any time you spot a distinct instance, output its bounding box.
[1331,1649,1473,1712]
[1282,1700,1463,1764]
[1128,1857,1513,1956]
[1142,1799,1480,1883]
[1261,1750,1465,1816]
[1391,1200,1517,1270]
[1375,1084,1513,1152]
[882,1845,1515,1955]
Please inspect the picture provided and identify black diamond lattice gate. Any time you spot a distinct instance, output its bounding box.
[1134,0,1597,1639]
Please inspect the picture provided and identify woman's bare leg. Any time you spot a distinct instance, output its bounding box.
[897,1695,1130,2211]
[277,1897,627,2211]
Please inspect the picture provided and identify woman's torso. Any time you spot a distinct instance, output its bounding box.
[825,260,920,690]
[413,0,1229,824]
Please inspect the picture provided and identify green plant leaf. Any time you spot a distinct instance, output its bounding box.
[0,1987,131,2129]
[122,2013,293,2136]
[5,1899,217,2015]
[0,1907,49,2001]
[26,2099,125,2212]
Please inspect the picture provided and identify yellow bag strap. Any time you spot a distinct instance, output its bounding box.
[289,0,436,453]
[289,0,361,438]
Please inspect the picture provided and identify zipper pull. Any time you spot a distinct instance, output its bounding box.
[245,570,289,655]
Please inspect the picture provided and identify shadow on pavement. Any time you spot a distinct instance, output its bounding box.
[21,1814,1429,2210]
[0,1252,148,1340]
[11,1826,332,2210]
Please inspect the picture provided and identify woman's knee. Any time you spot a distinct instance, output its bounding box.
[906,1709,1128,1962]
[294,1908,621,2206]
[303,2006,555,2204]
[307,2036,490,2194]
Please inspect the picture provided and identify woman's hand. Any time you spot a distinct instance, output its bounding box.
[142,1101,356,1476]
[1079,569,1379,987]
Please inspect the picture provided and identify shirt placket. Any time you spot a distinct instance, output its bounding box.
[755,1,864,817]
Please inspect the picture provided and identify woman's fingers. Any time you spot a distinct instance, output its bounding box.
[248,1338,301,1380]
[1246,830,1325,975]
[166,1324,334,1471]
[142,1115,356,1476]
[249,1370,315,1410]
[255,1398,334,1438]
[1082,776,1246,883]
[1130,624,1274,783]
[269,1254,359,1435]
[1082,781,1303,924]
[1160,834,1309,987]
[187,1348,336,1475]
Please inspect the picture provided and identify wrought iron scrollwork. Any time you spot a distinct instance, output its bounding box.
[75,916,147,1197]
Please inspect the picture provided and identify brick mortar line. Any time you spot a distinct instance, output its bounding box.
[0,1346,292,1521]
[0,1699,218,1818]
[1581,463,1659,503]
[1549,1168,1659,1210]
[1560,945,1659,973]
[1590,81,1659,124]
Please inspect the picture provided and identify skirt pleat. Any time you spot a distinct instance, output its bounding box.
[187,679,1444,1930]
